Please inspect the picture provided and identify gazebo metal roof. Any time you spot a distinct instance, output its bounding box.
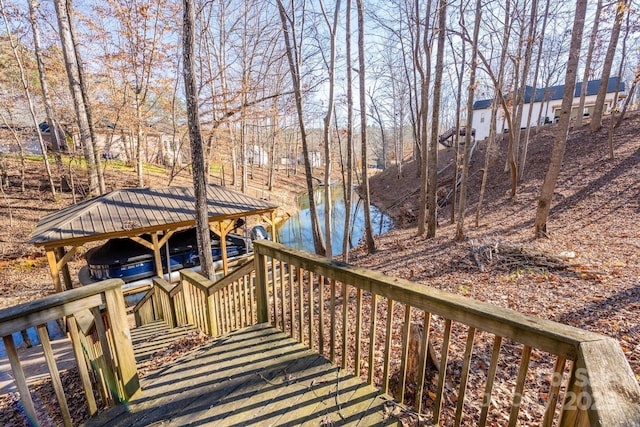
[29,185,278,248]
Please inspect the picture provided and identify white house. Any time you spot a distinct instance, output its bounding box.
[471,77,625,140]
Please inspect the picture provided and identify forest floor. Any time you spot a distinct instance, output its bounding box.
[355,111,640,380]
[0,111,638,425]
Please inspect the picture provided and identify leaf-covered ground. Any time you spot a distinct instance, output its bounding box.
[353,112,640,385]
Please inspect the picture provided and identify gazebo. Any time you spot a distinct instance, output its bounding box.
[29,185,278,293]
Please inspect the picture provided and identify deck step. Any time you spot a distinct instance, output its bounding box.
[130,321,199,363]
[87,324,398,426]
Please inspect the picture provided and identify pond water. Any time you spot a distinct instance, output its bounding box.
[277,185,392,256]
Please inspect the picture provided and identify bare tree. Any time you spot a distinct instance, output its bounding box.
[356,0,376,253]
[1,0,55,197]
[519,0,551,180]
[590,0,628,133]
[67,0,105,194]
[575,0,603,128]
[53,0,100,196]
[183,0,215,279]
[276,0,326,255]
[426,0,446,238]
[28,0,65,177]
[535,0,588,237]
[416,0,433,236]
[342,0,354,262]
[318,0,341,259]
[455,0,481,241]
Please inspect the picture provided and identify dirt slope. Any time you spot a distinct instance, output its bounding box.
[355,112,640,380]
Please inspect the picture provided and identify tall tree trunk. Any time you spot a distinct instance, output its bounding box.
[535,0,588,237]
[276,0,326,255]
[515,0,539,180]
[28,0,65,177]
[590,0,627,133]
[416,0,432,236]
[427,0,446,238]
[356,0,375,253]
[53,0,99,196]
[320,0,341,259]
[455,0,481,241]
[450,21,465,225]
[66,0,105,194]
[575,0,602,128]
[342,0,354,262]
[607,8,632,160]
[1,0,55,197]
[183,0,215,279]
[520,0,550,180]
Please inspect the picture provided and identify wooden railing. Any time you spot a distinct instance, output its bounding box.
[134,257,257,337]
[252,240,640,427]
[0,279,140,427]
[129,240,640,425]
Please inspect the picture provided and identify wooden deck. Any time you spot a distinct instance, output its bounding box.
[87,322,397,426]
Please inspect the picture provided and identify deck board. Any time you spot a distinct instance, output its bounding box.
[88,323,398,426]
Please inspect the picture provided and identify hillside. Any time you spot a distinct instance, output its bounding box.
[353,111,640,380]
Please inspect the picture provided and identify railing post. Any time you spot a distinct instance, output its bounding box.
[255,249,269,323]
[103,286,141,401]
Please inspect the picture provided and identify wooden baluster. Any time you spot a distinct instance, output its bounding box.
[479,335,503,426]
[91,306,118,402]
[433,319,452,425]
[341,282,348,370]
[382,299,395,395]
[329,278,336,363]
[237,279,245,328]
[454,326,476,427]
[319,275,325,356]
[289,264,295,338]
[297,267,304,343]
[247,271,258,325]
[255,251,269,324]
[508,345,532,427]
[103,286,140,401]
[354,288,364,377]
[36,324,72,426]
[280,260,286,333]
[272,257,279,328]
[367,293,378,385]
[242,277,249,327]
[415,312,432,414]
[542,356,566,427]
[3,335,38,422]
[398,305,412,404]
[67,315,98,416]
[308,271,314,350]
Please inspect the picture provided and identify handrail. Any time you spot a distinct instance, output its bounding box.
[254,241,599,360]
[0,279,140,426]
[0,280,119,334]
[252,240,640,427]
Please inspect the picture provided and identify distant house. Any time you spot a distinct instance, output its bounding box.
[298,151,322,168]
[248,144,269,166]
[471,77,626,140]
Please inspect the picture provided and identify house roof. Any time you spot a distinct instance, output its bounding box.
[29,185,278,247]
[472,77,625,110]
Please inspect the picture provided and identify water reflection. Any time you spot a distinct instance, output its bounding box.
[277,185,392,256]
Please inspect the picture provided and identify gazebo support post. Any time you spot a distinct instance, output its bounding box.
[151,232,163,278]
[44,250,61,293]
[55,247,74,291]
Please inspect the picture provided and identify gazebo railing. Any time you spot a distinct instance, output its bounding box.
[0,279,140,427]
